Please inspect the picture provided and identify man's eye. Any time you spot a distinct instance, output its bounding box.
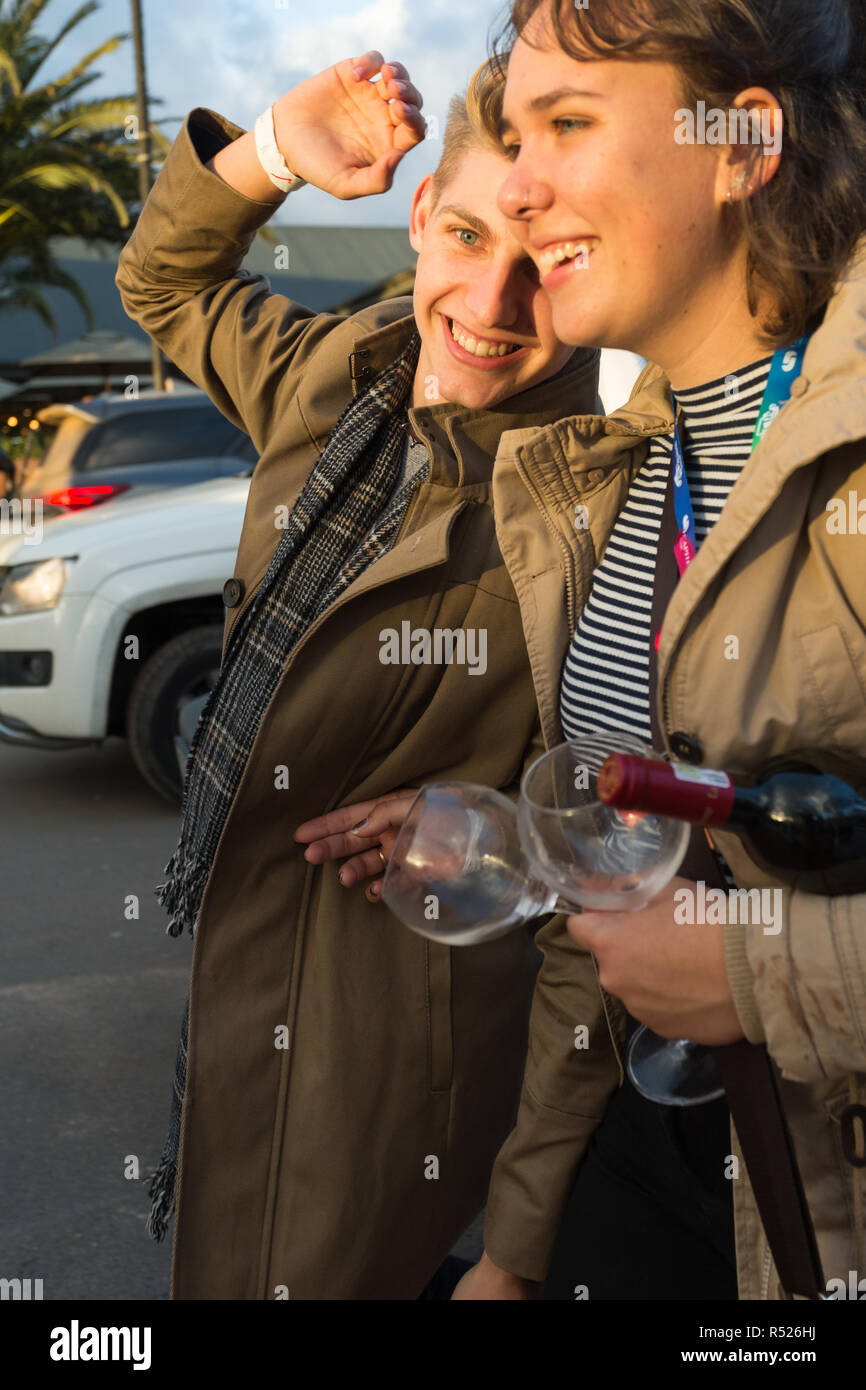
[454,228,479,247]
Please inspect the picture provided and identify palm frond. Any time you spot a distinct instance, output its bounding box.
[17,2,100,81]
[36,32,127,98]
[0,42,22,94]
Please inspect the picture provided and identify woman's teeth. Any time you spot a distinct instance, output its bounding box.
[449,320,520,358]
[538,241,591,277]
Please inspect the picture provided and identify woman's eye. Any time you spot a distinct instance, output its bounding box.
[553,118,589,134]
[502,142,521,161]
[454,228,479,247]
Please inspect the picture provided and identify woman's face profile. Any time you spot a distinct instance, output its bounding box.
[496,10,738,364]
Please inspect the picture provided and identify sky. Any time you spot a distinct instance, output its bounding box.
[42,0,513,226]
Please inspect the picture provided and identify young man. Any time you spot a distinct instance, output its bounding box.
[115,50,602,1298]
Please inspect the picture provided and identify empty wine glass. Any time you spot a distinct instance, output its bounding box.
[382,733,723,1105]
[382,782,571,946]
[518,732,723,1106]
[517,731,688,911]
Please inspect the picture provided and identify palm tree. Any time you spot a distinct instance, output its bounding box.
[0,0,173,333]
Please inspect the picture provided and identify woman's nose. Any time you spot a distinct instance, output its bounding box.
[497,160,554,223]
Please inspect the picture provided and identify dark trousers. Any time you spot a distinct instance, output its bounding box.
[542,1022,738,1300]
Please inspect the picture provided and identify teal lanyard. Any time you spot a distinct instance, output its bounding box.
[669,335,809,577]
[658,335,809,649]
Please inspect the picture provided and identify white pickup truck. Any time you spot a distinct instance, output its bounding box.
[0,351,645,803]
[0,474,249,800]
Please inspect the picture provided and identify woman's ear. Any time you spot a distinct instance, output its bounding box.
[409,173,435,252]
[715,87,784,207]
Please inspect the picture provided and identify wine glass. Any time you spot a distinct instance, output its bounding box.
[381,781,571,946]
[517,731,688,911]
[518,732,723,1106]
[382,731,723,1105]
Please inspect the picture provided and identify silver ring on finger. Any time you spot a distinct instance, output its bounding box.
[376,847,388,868]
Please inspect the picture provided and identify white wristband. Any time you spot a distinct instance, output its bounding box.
[253,105,307,194]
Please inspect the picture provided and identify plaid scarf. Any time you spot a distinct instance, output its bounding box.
[146,330,423,1242]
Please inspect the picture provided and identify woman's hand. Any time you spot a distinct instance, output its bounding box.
[273,51,425,199]
[294,788,419,901]
[565,877,746,1045]
[450,1252,540,1300]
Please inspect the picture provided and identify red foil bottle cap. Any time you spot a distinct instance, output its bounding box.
[598,753,735,827]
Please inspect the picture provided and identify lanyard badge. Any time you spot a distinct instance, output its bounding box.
[654,335,809,652]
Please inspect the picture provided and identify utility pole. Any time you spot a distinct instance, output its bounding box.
[130,0,164,391]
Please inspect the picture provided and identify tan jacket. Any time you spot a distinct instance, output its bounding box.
[115,108,605,1298]
[482,240,866,1299]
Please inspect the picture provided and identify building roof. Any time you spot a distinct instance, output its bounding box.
[0,226,417,376]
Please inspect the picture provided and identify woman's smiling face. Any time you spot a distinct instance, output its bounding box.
[496,12,741,367]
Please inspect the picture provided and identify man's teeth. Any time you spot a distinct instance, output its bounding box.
[449,320,520,358]
[538,241,591,277]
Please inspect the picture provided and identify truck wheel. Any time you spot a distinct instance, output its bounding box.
[126,626,223,803]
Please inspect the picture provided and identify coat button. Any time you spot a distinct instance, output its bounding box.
[222,577,244,608]
[790,375,809,398]
[670,731,704,764]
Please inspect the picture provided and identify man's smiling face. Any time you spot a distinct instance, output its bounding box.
[409,145,575,411]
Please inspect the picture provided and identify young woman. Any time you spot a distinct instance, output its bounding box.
[304,0,866,1299]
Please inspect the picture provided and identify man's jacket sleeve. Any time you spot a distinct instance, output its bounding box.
[483,725,624,1283]
[115,107,339,454]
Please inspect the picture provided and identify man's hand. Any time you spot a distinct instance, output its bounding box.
[294,788,419,901]
[274,51,425,199]
[450,1251,541,1300]
[565,877,745,1045]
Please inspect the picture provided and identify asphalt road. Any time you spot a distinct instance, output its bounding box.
[0,738,189,1300]
[0,737,484,1301]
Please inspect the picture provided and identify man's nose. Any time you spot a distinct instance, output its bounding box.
[463,260,522,329]
[497,157,554,223]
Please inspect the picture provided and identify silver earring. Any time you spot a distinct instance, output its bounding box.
[727,171,748,204]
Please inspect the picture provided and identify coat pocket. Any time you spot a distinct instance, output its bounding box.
[425,940,453,1093]
[798,623,866,756]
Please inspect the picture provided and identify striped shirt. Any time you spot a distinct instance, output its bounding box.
[560,356,774,745]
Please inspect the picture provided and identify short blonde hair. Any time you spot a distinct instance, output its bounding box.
[430,58,507,205]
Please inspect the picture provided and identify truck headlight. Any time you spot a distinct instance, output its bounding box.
[0,556,70,615]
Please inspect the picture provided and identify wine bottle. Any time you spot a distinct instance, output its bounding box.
[597,754,866,893]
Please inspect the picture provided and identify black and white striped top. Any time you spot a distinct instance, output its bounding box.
[560,356,774,745]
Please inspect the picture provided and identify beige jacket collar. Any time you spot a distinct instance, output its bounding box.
[495,237,866,666]
[658,237,866,668]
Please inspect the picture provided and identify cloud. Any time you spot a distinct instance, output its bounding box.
[47,0,507,226]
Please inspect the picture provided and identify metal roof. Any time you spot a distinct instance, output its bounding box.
[0,227,417,373]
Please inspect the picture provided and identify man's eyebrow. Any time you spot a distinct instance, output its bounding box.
[435,204,494,240]
[499,86,604,137]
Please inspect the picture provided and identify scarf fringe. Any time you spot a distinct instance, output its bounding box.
[145,1148,177,1244]
[155,842,211,939]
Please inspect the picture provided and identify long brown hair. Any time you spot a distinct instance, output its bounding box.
[492,0,866,347]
